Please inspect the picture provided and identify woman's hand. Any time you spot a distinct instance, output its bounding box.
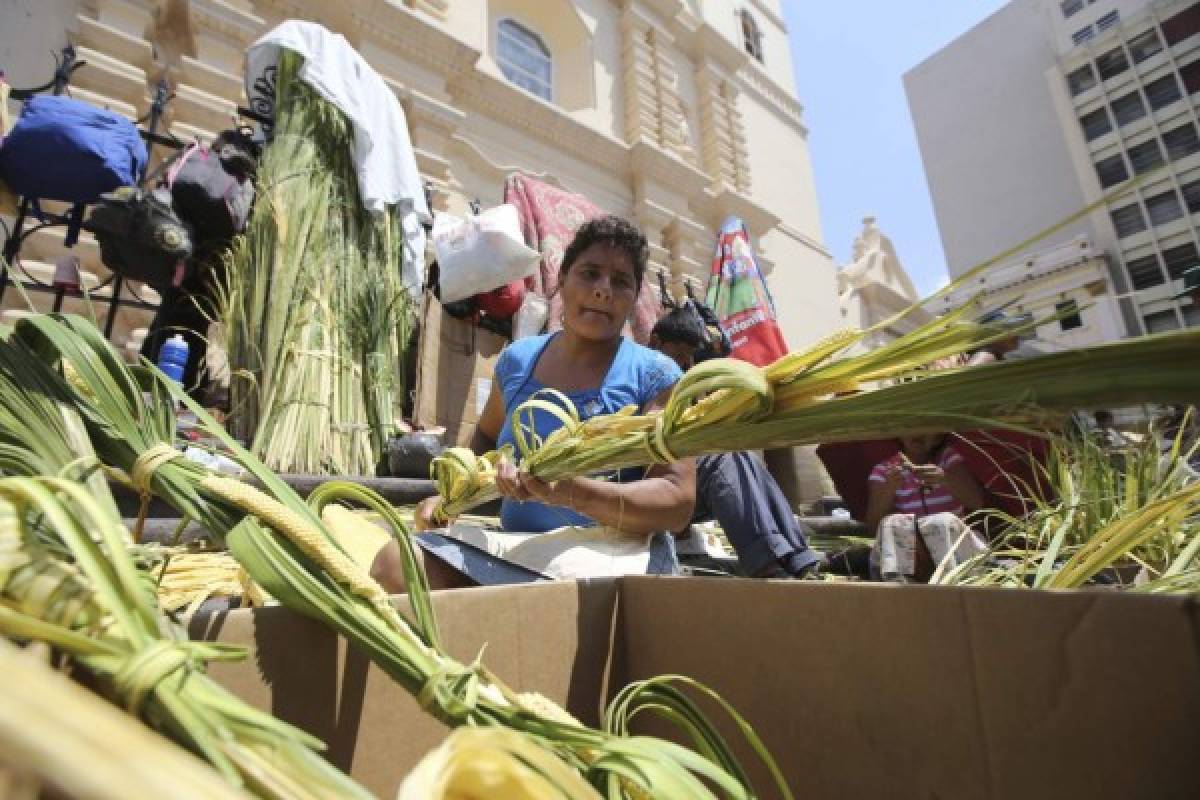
[495,457,578,509]
[882,464,905,492]
[413,495,451,531]
[910,464,948,488]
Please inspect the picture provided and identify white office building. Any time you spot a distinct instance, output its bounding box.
[906,0,1200,337]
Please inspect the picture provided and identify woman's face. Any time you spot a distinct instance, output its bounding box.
[560,242,639,341]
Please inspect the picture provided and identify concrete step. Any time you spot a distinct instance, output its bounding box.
[73,14,155,73]
[71,45,150,114]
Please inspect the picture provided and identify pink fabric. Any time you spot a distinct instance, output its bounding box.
[869,448,967,519]
[503,174,659,343]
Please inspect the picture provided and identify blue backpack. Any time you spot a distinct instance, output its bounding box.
[0,95,148,246]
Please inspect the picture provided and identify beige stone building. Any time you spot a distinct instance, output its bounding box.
[2,0,840,501]
[1,0,839,352]
[905,0,1200,339]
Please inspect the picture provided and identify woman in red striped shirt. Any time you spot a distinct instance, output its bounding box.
[864,434,987,582]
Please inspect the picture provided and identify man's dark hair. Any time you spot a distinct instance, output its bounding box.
[1094,409,1114,426]
[651,305,708,349]
[560,215,648,290]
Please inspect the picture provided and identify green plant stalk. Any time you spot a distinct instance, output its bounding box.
[17,310,794,799]
[436,328,1200,517]
[220,50,411,474]
[0,478,375,800]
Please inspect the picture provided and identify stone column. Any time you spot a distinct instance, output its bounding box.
[696,64,751,196]
[619,3,693,163]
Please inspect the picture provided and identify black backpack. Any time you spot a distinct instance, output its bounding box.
[167,132,256,253]
[84,186,193,289]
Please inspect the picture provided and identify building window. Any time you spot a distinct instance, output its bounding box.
[1127,139,1164,173]
[1095,47,1129,80]
[1162,2,1200,47]
[1111,202,1147,236]
[1181,60,1200,94]
[1163,122,1200,160]
[1182,178,1200,213]
[1143,309,1181,332]
[1144,74,1182,110]
[1126,253,1166,288]
[1073,25,1096,45]
[1127,29,1163,63]
[1056,300,1084,330]
[1080,107,1113,140]
[1146,189,1184,225]
[1061,0,1084,18]
[496,19,553,102]
[740,10,764,63]
[1162,241,1200,279]
[1110,90,1146,126]
[1184,305,1200,326]
[1096,11,1120,33]
[1096,154,1130,187]
[1067,64,1098,95]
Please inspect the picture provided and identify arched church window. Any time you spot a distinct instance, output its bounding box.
[497,18,553,102]
[740,10,764,63]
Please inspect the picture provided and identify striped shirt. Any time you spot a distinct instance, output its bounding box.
[869,448,966,519]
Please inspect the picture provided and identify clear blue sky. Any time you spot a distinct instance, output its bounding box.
[783,1,1008,295]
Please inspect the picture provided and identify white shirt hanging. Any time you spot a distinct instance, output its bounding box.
[245,20,430,291]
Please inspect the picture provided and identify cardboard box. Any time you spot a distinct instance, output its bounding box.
[191,578,1200,799]
[412,291,507,447]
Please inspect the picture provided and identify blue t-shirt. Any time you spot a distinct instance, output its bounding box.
[494,333,682,532]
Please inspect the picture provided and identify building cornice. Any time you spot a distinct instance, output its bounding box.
[777,221,831,259]
[686,22,751,73]
[629,139,710,197]
[702,187,780,240]
[736,61,807,136]
[746,0,787,33]
[351,1,481,78]
[450,71,629,176]
[189,0,264,45]
[681,17,807,134]
[941,255,1109,306]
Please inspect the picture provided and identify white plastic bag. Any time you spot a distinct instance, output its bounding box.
[432,204,540,303]
[513,292,549,339]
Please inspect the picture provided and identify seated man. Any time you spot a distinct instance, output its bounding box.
[648,306,821,578]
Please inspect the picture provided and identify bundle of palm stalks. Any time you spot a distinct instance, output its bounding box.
[0,482,373,799]
[430,306,1200,520]
[219,49,411,475]
[145,545,267,614]
[7,311,792,800]
[935,421,1200,590]
[0,325,374,798]
[0,638,251,800]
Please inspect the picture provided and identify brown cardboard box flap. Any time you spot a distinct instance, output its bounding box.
[190,579,617,794]
[194,578,1200,799]
[412,291,507,446]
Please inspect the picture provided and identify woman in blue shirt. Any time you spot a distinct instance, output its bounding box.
[372,215,696,590]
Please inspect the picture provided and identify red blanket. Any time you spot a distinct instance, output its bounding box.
[503,174,659,343]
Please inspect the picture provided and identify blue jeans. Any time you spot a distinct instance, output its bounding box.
[693,451,820,577]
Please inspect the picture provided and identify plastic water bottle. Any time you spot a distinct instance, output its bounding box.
[157,334,189,384]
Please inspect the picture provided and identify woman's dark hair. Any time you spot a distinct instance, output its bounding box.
[651,305,708,349]
[560,215,648,290]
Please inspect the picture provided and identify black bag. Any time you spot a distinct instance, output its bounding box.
[84,186,193,288]
[683,283,731,362]
[167,136,255,252]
